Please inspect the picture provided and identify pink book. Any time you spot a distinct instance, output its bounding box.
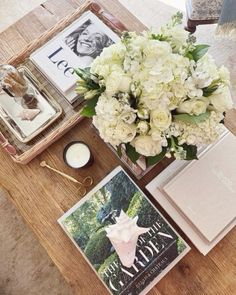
[163,132,236,242]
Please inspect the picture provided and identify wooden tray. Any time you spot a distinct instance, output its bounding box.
[0,0,127,164]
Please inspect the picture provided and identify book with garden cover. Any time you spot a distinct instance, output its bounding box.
[58,166,190,295]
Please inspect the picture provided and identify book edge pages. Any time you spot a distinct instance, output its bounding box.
[58,165,191,295]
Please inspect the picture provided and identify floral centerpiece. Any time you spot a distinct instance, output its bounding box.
[75,13,233,166]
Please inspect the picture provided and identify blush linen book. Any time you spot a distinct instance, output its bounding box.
[58,166,190,295]
[146,131,236,255]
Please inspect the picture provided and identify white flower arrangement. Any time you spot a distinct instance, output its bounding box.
[75,13,233,165]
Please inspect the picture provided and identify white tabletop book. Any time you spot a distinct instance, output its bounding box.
[58,166,190,295]
[30,11,119,103]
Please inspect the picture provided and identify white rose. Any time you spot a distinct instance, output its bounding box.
[115,121,136,143]
[120,109,136,124]
[137,121,149,134]
[210,87,233,112]
[150,129,162,141]
[131,135,162,157]
[177,99,208,115]
[150,108,172,131]
[105,71,131,96]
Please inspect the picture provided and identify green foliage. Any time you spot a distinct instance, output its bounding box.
[84,228,112,265]
[146,147,167,167]
[126,192,143,218]
[98,252,118,278]
[98,252,133,290]
[75,68,99,90]
[126,192,159,227]
[80,96,99,117]
[177,238,187,254]
[105,171,137,213]
[98,253,123,287]
[125,143,140,163]
[116,144,122,158]
[173,111,210,124]
[150,33,168,41]
[182,144,198,160]
[63,191,107,250]
[186,44,210,62]
[171,11,183,26]
[202,79,221,97]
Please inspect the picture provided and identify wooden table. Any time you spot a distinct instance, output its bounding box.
[0,0,236,294]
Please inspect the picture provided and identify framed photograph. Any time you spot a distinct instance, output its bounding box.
[0,67,62,143]
[30,10,120,104]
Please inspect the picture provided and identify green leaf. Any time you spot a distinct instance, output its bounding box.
[202,79,221,97]
[151,33,168,41]
[185,52,194,60]
[117,145,122,158]
[191,44,210,62]
[125,143,140,163]
[80,96,99,117]
[146,147,167,167]
[75,68,91,81]
[173,111,210,124]
[182,144,198,160]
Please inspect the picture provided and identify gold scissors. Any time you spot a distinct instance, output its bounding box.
[40,161,93,196]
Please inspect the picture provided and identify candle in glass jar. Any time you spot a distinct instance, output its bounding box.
[63,141,93,168]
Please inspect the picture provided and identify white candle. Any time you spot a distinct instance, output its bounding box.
[64,142,92,168]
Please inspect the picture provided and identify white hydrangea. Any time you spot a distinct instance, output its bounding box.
[170,111,224,145]
[84,20,232,160]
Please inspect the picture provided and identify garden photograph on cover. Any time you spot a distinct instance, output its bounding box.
[60,169,187,295]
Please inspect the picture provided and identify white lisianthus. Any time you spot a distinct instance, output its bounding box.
[137,121,149,134]
[150,108,172,131]
[137,107,150,119]
[131,135,162,157]
[209,87,233,112]
[119,106,137,124]
[177,99,209,116]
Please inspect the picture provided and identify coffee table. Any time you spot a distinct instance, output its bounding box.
[0,0,236,294]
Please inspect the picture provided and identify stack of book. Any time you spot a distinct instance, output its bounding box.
[30,11,119,106]
[146,131,236,255]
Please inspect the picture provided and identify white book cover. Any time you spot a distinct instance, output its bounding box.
[31,11,119,96]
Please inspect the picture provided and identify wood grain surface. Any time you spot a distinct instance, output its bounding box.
[0,0,235,294]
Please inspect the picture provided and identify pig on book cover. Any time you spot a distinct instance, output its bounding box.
[58,166,190,295]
